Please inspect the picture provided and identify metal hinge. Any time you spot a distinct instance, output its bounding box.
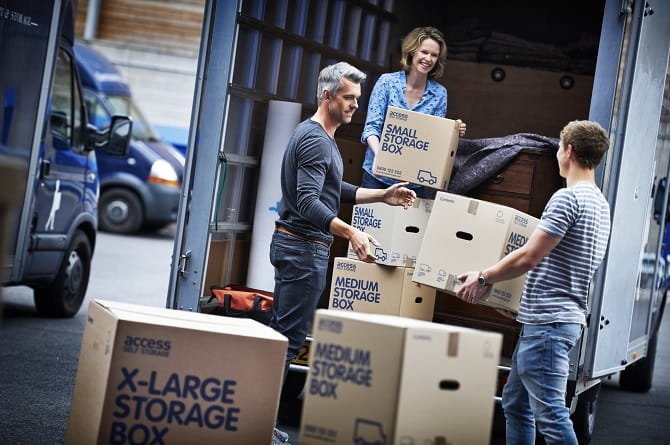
[620,0,633,15]
[178,250,192,277]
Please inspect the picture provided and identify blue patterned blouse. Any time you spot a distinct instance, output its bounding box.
[360,71,447,187]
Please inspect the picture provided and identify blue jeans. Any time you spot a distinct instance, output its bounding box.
[269,230,330,382]
[502,323,583,445]
[361,170,437,199]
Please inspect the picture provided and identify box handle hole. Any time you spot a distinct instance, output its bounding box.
[456,231,473,241]
[439,380,460,390]
[405,226,420,233]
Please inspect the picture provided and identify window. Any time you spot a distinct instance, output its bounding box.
[50,50,73,141]
[107,95,160,142]
[84,91,112,131]
[50,48,86,153]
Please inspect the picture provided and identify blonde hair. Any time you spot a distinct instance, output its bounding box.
[400,27,447,79]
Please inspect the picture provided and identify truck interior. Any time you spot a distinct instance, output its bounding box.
[201,1,608,358]
[168,3,669,436]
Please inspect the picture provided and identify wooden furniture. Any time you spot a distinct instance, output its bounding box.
[469,151,565,219]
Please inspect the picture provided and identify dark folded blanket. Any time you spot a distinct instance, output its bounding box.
[448,133,559,195]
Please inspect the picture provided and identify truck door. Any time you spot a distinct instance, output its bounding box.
[167,0,239,310]
[585,0,670,378]
[32,47,91,246]
[166,0,394,310]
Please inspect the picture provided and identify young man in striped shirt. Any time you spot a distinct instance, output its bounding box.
[456,120,612,445]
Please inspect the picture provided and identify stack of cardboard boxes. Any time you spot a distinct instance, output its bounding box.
[328,106,538,318]
[327,106,460,321]
[300,107,541,443]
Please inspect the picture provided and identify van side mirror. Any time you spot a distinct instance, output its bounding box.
[107,115,132,156]
[86,115,132,156]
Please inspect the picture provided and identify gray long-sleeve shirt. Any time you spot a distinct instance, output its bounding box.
[275,119,358,245]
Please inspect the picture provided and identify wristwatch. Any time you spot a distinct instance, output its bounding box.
[477,272,489,287]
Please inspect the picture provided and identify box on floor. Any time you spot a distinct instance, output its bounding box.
[299,309,502,445]
[66,299,287,445]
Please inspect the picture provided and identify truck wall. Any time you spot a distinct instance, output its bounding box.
[0,1,57,272]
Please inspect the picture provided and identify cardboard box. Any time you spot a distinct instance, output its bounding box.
[330,257,436,321]
[374,106,459,190]
[299,310,502,445]
[66,300,287,445]
[413,192,539,312]
[348,198,433,267]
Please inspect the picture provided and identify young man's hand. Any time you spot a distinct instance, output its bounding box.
[383,182,417,209]
[456,271,489,304]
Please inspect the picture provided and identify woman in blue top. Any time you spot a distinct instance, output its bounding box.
[361,26,467,199]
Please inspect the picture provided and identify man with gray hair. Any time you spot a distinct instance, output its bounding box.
[270,61,416,444]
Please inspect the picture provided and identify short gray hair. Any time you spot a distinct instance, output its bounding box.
[316,62,366,104]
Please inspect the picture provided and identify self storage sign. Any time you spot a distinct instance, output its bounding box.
[374,106,459,190]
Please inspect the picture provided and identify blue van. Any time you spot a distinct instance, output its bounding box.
[0,0,131,317]
[74,42,185,234]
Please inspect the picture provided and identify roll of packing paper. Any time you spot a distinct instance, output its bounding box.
[246,100,302,292]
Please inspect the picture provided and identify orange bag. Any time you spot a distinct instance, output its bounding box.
[208,284,273,325]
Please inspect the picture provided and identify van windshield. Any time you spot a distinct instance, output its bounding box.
[107,95,160,143]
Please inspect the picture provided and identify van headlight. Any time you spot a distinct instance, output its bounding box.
[148,159,180,188]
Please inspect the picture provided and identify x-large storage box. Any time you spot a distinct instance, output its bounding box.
[374,106,459,190]
[330,257,436,321]
[413,192,538,312]
[348,198,433,267]
[299,310,502,445]
[66,300,287,445]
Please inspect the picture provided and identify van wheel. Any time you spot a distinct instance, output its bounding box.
[619,332,658,392]
[572,384,600,444]
[34,230,91,317]
[99,188,143,233]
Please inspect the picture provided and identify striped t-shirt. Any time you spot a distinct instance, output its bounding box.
[517,182,611,325]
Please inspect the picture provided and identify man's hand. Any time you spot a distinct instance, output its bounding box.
[457,119,467,137]
[383,182,417,209]
[349,229,378,263]
[456,271,489,304]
